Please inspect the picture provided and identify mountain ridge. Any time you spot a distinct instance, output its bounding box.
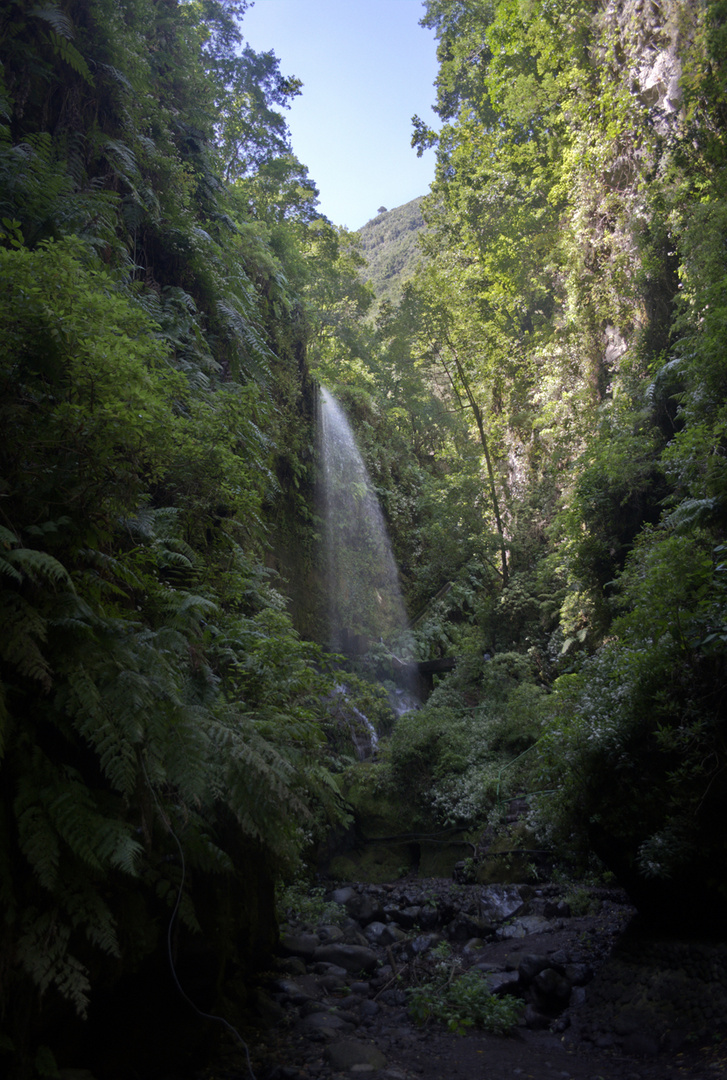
[356,196,427,306]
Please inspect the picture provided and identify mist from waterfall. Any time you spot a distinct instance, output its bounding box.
[317,386,413,662]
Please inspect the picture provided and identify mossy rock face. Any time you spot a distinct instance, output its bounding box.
[419,840,475,878]
[341,762,425,839]
[329,842,416,883]
[327,764,479,883]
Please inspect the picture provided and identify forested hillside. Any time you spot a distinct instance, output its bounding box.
[2,0,727,1076]
[357,197,426,307]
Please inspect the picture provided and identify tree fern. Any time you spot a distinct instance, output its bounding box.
[17,910,91,1018]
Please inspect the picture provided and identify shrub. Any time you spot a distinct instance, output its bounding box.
[408,967,523,1035]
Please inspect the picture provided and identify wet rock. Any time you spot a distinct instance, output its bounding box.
[479,884,527,923]
[326,1040,387,1071]
[313,943,379,974]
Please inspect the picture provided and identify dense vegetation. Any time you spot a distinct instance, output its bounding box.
[2,0,727,1075]
[357,197,427,309]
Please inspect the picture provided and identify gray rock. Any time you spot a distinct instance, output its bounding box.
[407,933,437,956]
[345,892,384,926]
[299,999,329,1016]
[279,931,320,959]
[497,915,551,939]
[446,913,493,942]
[518,953,553,985]
[485,970,521,996]
[330,886,357,906]
[297,1011,353,1036]
[363,920,398,946]
[271,977,315,1004]
[385,904,420,929]
[417,905,439,930]
[317,924,344,944]
[480,884,527,923]
[275,955,307,976]
[544,899,572,918]
[313,943,379,974]
[378,988,407,1006]
[564,962,592,985]
[532,967,572,1006]
[313,962,348,977]
[523,1003,552,1029]
[326,1040,387,1071]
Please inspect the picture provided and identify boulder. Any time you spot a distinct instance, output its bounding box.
[363,920,399,947]
[326,1040,387,1071]
[479,884,527,923]
[313,943,379,974]
[279,931,320,959]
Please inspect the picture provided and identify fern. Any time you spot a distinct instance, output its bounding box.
[17,910,91,1018]
[30,4,74,40]
[6,547,74,589]
[48,30,93,86]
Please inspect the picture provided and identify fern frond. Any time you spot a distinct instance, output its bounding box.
[48,31,94,86]
[0,593,52,689]
[0,556,23,584]
[59,881,120,957]
[0,525,19,548]
[31,4,74,39]
[17,909,91,1017]
[6,547,74,589]
[15,783,61,890]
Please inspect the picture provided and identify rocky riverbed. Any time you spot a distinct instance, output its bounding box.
[210,877,727,1080]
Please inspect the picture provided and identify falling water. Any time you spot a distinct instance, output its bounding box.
[317,386,412,661]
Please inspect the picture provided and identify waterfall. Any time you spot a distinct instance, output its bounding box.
[317,386,413,663]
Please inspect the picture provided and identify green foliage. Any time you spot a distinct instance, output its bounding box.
[356,197,427,309]
[408,964,523,1035]
[277,879,346,928]
[0,3,345,1064]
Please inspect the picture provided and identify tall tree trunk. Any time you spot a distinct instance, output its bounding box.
[435,339,509,586]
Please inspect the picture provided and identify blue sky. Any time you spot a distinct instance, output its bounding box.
[240,0,440,231]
